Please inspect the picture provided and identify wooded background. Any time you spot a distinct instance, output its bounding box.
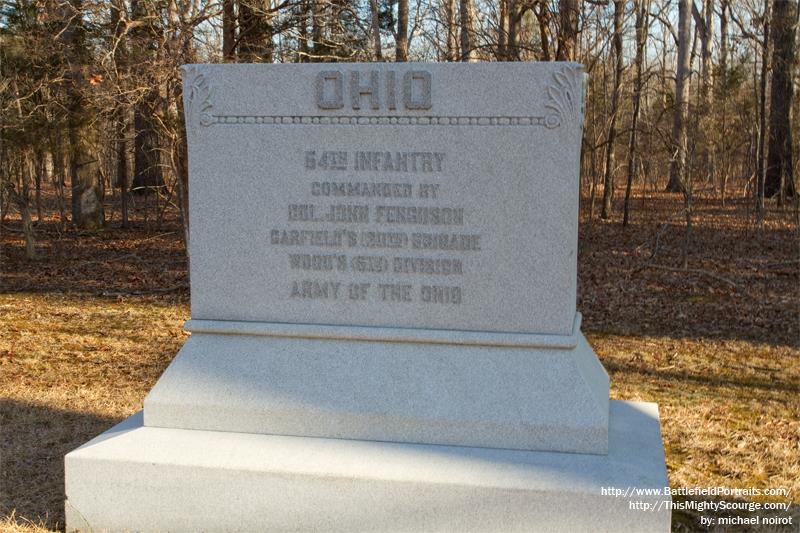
[0,0,797,258]
[2,3,799,530]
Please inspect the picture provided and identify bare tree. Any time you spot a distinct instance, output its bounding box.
[397,0,409,61]
[665,0,695,265]
[443,0,459,60]
[718,0,730,204]
[535,1,553,61]
[623,0,651,226]
[497,0,508,59]
[666,0,693,195]
[765,0,798,203]
[110,0,129,227]
[556,0,579,61]
[601,0,624,220]
[755,0,771,218]
[239,0,274,62]
[459,0,476,61]
[369,0,384,60]
[223,0,238,60]
[2,0,796,258]
[691,0,715,185]
[62,0,105,229]
[131,0,164,191]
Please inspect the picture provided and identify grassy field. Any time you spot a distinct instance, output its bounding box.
[1,190,798,532]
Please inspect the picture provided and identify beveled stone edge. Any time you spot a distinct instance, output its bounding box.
[183,314,581,349]
[65,400,669,533]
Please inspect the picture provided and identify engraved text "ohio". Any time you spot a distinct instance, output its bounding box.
[316,70,432,111]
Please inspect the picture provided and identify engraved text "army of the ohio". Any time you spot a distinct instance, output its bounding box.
[316,70,432,111]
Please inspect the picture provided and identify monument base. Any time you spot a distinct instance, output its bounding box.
[65,401,670,532]
[143,316,610,455]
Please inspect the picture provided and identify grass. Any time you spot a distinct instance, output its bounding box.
[600,333,799,531]
[1,188,798,531]
[0,293,188,532]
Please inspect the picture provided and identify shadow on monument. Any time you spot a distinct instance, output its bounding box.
[0,399,122,531]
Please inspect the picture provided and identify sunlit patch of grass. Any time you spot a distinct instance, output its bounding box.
[590,332,800,507]
[0,512,53,533]
[0,293,189,530]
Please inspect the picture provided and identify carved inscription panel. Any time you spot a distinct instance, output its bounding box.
[183,63,585,335]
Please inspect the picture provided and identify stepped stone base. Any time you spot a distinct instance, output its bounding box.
[65,401,670,533]
[143,317,610,455]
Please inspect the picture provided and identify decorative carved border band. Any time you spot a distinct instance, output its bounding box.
[207,114,552,127]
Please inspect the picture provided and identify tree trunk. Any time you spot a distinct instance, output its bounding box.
[765,0,797,203]
[132,91,163,191]
[396,0,408,61]
[697,0,715,185]
[223,0,237,60]
[34,148,44,223]
[238,0,274,62]
[6,179,36,259]
[459,0,476,61]
[498,0,508,60]
[51,134,67,228]
[69,128,104,229]
[444,0,458,61]
[21,194,36,259]
[312,0,327,61]
[131,0,164,192]
[756,0,772,216]
[719,0,729,205]
[175,83,191,249]
[666,0,692,193]
[601,0,624,220]
[369,0,383,60]
[62,0,104,229]
[297,0,309,62]
[623,0,649,227]
[507,7,523,60]
[116,116,129,227]
[111,0,129,226]
[536,1,552,61]
[556,0,579,61]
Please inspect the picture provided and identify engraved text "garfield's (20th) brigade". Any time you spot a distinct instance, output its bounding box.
[316,70,432,111]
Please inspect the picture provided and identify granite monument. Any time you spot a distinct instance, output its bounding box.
[65,62,671,532]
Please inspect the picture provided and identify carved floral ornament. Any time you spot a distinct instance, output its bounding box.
[183,66,214,127]
[183,65,584,130]
[544,65,585,130]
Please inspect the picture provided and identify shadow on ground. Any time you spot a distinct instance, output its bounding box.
[578,217,799,348]
[0,400,121,531]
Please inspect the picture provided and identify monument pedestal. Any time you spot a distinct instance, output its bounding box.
[66,319,670,532]
[66,401,669,532]
[143,316,609,455]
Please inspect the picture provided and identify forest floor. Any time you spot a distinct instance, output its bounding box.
[0,187,798,532]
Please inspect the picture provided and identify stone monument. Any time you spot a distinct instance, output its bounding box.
[65,62,671,531]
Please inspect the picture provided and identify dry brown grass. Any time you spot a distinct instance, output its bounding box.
[0,513,51,533]
[0,293,188,532]
[596,334,800,531]
[1,188,798,532]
